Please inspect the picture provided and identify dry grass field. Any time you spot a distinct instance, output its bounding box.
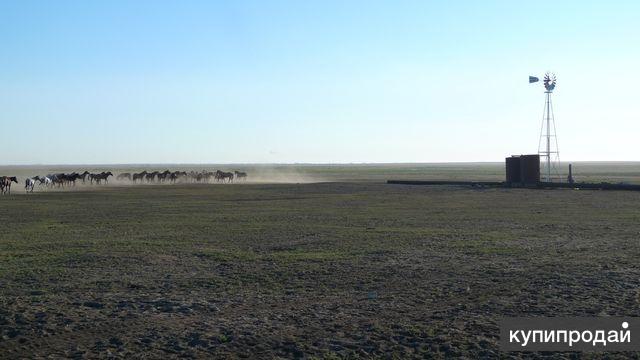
[1,164,640,358]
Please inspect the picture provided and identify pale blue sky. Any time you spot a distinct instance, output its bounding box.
[1,1,638,164]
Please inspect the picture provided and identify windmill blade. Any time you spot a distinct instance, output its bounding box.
[529,76,539,83]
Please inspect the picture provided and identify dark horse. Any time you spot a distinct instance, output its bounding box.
[79,171,91,183]
[157,170,171,182]
[132,171,147,183]
[215,170,234,183]
[145,171,159,183]
[65,173,82,186]
[90,172,113,185]
[1,176,19,195]
[234,171,248,181]
[169,171,187,184]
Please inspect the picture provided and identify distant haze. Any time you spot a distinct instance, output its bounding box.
[1,1,639,165]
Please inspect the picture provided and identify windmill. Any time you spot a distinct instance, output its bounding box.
[529,72,560,182]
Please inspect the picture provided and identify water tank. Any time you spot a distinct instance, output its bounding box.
[505,154,540,184]
[520,155,540,184]
[505,156,521,183]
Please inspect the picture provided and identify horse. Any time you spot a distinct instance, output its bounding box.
[25,176,41,193]
[132,171,147,183]
[145,171,159,183]
[169,171,187,184]
[46,174,58,186]
[117,173,132,181]
[102,171,114,184]
[90,172,113,185]
[44,175,56,186]
[215,171,234,183]
[1,176,18,195]
[157,170,171,182]
[49,173,66,187]
[79,171,91,183]
[0,176,7,194]
[65,173,82,186]
[54,173,69,186]
[234,171,248,181]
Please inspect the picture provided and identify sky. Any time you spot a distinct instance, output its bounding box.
[1,1,638,164]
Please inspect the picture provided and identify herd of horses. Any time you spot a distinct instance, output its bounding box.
[123,170,246,183]
[0,170,248,194]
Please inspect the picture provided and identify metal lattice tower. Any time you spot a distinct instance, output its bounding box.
[530,73,560,182]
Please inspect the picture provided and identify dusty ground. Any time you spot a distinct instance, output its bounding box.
[1,182,640,358]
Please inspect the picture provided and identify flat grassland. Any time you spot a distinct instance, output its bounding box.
[1,164,640,358]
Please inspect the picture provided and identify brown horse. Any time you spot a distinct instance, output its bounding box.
[1,176,19,195]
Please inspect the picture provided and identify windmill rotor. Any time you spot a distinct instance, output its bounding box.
[543,72,557,91]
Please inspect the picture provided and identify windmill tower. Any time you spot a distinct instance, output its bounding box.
[529,73,560,182]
